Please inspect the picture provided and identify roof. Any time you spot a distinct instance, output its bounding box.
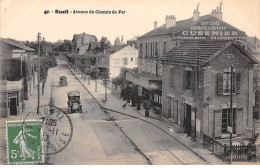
[160,40,259,66]
[97,45,127,56]
[0,38,35,51]
[139,14,245,39]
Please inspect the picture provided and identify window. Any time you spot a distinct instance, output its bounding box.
[153,94,161,104]
[139,43,143,56]
[131,57,133,61]
[163,42,167,54]
[168,97,174,119]
[123,58,128,66]
[183,70,192,90]
[222,108,236,133]
[145,43,148,56]
[151,43,153,56]
[217,72,240,95]
[155,42,158,56]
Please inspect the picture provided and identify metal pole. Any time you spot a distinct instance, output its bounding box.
[37,32,41,114]
[208,104,210,135]
[95,79,97,92]
[229,65,233,164]
[105,80,107,101]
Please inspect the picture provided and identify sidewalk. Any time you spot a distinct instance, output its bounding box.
[66,63,225,164]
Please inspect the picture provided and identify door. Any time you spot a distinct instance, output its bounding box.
[185,104,192,136]
[10,98,17,115]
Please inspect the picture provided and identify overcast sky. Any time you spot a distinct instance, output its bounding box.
[0,0,260,43]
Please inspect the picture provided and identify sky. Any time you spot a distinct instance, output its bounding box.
[0,0,260,43]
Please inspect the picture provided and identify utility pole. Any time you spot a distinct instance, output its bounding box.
[229,65,234,164]
[37,32,41,114]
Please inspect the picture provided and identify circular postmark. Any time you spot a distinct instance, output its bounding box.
[22,105,73,155]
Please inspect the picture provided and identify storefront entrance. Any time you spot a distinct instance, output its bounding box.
[10,97,17,115]
[185,104,192,136]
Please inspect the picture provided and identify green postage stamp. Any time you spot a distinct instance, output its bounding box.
[6,120,44,164]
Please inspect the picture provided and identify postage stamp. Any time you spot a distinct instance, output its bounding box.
[6,120,44,164]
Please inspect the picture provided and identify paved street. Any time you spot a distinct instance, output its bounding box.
[44,59,212,164]
[0,59,223,165]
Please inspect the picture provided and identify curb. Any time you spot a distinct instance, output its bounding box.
[65,63,224,164]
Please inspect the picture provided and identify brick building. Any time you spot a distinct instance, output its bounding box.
[126,4,259,140]
[160,41,258,140]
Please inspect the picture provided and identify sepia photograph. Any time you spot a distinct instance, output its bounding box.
[0,0,260,166]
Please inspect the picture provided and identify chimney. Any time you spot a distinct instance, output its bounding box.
[154,21,158,29]
[193,3,200,22]
[211,1,223,20]
[121,36,124,43]
[165,15,176,29]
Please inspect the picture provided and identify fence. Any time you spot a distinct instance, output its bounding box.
[203,133,257,162]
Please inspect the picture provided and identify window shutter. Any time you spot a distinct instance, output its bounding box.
[217,73,223,95]
[235,72,241,94]
[214,110,222,137]
[236,108,243,135]
[191,71,196,92]
[183,71,187,90]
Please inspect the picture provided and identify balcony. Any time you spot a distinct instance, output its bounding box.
[0,79,23,92]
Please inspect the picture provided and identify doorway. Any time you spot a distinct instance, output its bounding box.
[10,97,17,115]
[185,104,192,136]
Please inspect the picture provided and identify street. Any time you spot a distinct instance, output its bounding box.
[45,60,208,164]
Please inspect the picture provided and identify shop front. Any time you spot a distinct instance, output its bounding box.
[0,79,23,118]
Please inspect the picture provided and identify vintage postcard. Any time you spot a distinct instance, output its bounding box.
[0,0,260,166]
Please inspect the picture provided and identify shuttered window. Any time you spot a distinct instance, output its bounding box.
[235,72,241,93]
[163,42,167,54]
[139,43,143,56]
[217,72,241,95]
[183,70,192,90]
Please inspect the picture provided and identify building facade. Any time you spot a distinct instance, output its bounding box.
[126,4,259,140]
[160,41,258,140]
[0,38,37,118]
[96,45,138,79]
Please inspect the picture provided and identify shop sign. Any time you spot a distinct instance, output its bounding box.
[0,80,23,91]
[173,17,246,40]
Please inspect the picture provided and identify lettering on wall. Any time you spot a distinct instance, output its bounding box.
[173,18,246,40]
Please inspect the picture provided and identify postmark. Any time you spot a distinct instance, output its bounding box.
[22,105,73,155]
[6,119,43,164]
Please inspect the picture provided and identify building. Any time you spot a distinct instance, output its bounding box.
[0,38,37,118]
[114,36,124,46]
[126,36,138,49]
[126,3,259,140]
[160,40,258,140]
[96,45,138,79]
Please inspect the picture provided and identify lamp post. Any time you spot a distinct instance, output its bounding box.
[207,96,212,136]
[229,65,234,164]
[37,32,41,114]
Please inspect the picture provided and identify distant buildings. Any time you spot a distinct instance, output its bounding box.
[0,38,38,117]
[126,3,259,140]
[96,45,138,79]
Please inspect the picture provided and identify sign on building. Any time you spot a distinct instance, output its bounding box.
[173,17,246,40]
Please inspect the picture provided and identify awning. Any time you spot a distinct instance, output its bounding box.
[126,72,162,90]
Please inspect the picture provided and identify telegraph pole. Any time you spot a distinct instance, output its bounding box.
[37,33,41,114]
[229,64,234,164]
